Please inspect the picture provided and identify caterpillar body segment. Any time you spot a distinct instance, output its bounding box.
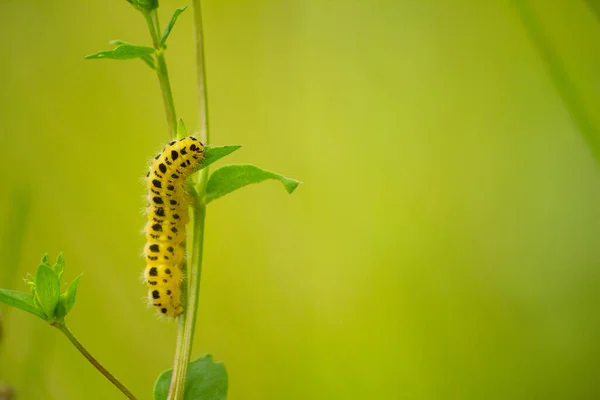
[144,136,204,317]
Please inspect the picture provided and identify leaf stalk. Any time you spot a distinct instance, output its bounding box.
[54,322,137,399]
[144,9,178,139]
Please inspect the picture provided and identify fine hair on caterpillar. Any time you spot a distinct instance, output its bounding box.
[143,136,204,317]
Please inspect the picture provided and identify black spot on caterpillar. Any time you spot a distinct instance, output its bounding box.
[143,136,204,318]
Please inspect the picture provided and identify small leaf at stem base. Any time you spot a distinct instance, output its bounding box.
[153,355,227,400]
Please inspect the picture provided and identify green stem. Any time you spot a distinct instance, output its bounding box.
[144,10,178,139]
[168,1,211,398]
[191,1,210,146]
[515,0,600,166]
[54,322,137,400]
[168,202,206,399]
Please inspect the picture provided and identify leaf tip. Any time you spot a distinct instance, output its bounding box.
[282,178,301,194]
[41,253,50,266]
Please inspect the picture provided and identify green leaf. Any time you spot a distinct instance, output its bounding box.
[154,355,227,400]
[35,265,61,320]
[0,289,47,320]
[160,5,188,48]
[195,145,241,172]
[205,164,300,203]
[109,40,156,69]
[53,253,65,279]
[55,274,82,320]
[40,253,50,267]
[108,39,131,46]
[126,0,158,12]
[177,118,188,138]
[85,44,156,61]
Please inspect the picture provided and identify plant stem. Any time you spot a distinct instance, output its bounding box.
[168,202,206,399]
[54,322,137,400]
[515,0,600,166]
[144,10,178,139]
[167,1,211,398]
[191,1,210,146]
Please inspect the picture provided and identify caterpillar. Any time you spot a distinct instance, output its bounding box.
[143,136,204,317]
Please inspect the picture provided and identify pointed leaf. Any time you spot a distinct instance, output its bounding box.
[53,253,65,279]
[154,355,227,400]
[35,265,61,320]
[55,274,82,320]
[194,145,241,172]
[41,254,50,267]
[0,289,47,320]
[85,44,156,60]
[160,6,188,48]
[206,164,300,203]
[126,0,158,12]
[106,40,156,69]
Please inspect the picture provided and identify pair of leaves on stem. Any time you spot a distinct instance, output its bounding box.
[85,5,188,68]
[0,254,81,323]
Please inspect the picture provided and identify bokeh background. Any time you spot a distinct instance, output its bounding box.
[1,0,600,399]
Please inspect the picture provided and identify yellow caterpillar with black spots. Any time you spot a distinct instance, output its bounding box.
[144,136,204,317]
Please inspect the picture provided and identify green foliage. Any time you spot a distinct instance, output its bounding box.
[35,264,60,320]
[109,40,156,69]
[0,289,47,320]
[55,274,83,320]
[196,146,242,172]
[0,254,82,323]
[53,253,65,279]
[160,6,188,48]
[154,355,228,400]
[41,253,50,266]
[125,0,158,13]
[515,0,600,167]
[85,43,155,61]
[205,164,300,203]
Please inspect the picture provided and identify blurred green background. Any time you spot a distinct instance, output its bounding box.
[1,0,600,399]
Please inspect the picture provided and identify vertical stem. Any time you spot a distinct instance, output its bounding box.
[515,0,600,166]
[55,323,137,400]
[168,203,206,399]
[192,1,210,145]
[144,10,178,139]
[168,1,211,398]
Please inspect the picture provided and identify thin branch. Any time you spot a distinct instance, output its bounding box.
[144,10,178,139]
[54,322,137,399]
[515,0,600,166]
